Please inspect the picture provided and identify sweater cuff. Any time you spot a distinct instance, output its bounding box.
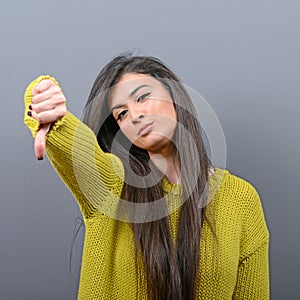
[45,111,80,144]
[24,75,60,138]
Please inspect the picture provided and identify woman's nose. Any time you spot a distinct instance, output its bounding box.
[129,105,145,124]
[131,113,144,124]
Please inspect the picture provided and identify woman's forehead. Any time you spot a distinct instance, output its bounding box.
[117,73,152,83]
[109,73,159,107]
[114,73,157,91]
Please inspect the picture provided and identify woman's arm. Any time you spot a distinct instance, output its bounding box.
[232,184,270,299]
[24,76,124,219]
[233,241,269,299]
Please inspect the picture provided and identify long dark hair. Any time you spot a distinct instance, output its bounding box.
[81,53,211,299]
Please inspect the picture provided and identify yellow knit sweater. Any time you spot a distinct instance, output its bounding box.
[24,76,270,299]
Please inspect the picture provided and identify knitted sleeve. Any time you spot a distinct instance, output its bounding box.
[24,76,125,219]
[233,182,270,299]
[233,240,269,299]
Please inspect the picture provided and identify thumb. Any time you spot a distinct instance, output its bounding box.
[34,123,51,160]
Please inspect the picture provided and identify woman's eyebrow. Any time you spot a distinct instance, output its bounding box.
[110,103,124,113]
[111,84,151,112]
[129,84,151,98]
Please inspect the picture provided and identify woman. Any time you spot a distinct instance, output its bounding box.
[24,54,269,299]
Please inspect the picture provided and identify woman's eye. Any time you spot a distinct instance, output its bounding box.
[137,92,150,103]
[117,110,127,121]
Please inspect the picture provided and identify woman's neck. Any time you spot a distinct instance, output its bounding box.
[149,148,181,184]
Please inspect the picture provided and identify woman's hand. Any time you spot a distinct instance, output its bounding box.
[29,79,67,160]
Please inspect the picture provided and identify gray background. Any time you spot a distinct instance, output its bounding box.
[1,0,299,299]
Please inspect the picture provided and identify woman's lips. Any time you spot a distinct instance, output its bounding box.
[138,121,154,136]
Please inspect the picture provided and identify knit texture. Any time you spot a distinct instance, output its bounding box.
[24,76,270,299]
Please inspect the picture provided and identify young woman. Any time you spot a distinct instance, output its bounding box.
[24,54,269,299]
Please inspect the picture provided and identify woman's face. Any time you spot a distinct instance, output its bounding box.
[109,73,177,154]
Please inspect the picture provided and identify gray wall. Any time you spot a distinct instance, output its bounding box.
[1,0,299,299]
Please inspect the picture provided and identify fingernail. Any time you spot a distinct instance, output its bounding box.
[37,157,44,161]
[29,105,32,110]
[27,111,32,117]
